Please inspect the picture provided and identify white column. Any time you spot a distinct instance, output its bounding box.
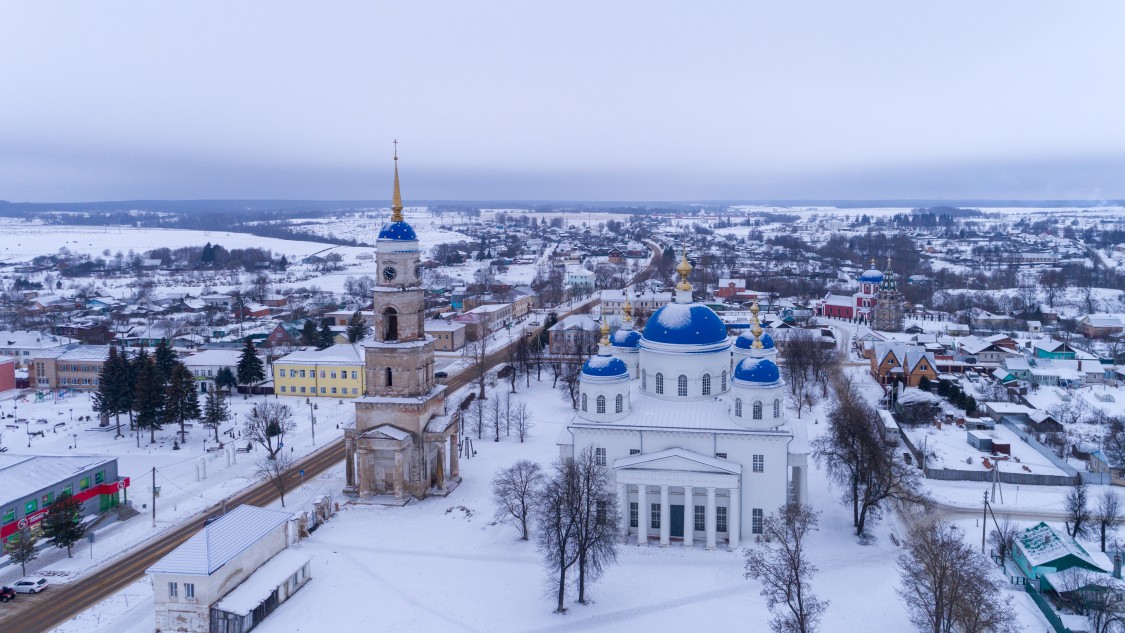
[797,467,808,506]
[637,485,648,545]
[682,486,694,548]
[727,488,740,550]
[617,483,629,539]
[705,487,717,550]
[659,485,670,547]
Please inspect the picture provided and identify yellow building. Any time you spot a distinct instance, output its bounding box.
[273,343,365,398]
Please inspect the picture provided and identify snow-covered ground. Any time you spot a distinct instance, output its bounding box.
[904,420,1068,477]
[53,364,1061,633]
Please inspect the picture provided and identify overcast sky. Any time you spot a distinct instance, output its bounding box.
[3,1,1124,203]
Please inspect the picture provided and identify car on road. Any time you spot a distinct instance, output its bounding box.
[12,577,48,594]
[0,586,16,602]
[528,321,541,326]
[434,371,448,379]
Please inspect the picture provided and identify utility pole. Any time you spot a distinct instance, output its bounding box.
[152,466,157,528]
[309,402,316,445]
[981,490,988,554]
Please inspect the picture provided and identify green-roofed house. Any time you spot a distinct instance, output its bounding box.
[1013,522,1107,590]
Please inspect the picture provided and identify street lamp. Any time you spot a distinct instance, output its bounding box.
[309,402,316,445]
[69,408,73,424]
[25,419,31,448]
[73,433,78,449]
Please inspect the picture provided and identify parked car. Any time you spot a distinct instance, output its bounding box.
[434,371,448,379]
[0,586,16,602]
[12,577,48,594]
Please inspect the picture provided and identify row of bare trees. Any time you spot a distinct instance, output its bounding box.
[780,328,839,420]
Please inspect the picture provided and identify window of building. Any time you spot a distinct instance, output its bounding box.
[385,367,393,387]
[596,395,606,414]
[351,371,358,380]
[615,394,624,413]
[185,583,195,599]
[300,386,306,393]
[721,370,727,391]
[694,505,705,531]
[95,471,104,484]
[596,500,607,525]
[280,386,287,393]
[330,371,337,379]
[320,387,326,394]
[331,387,337,394]
[319,370,325,378]
[299,370,306,378]
[715,452,727,459]
[42,492,52,507]
[702,373,711,396]
[63,486,72,496]
[80,477,90,491]
[735,398,742,417]
[352,388,358,394]
[717,506,728,533]
[677,375,687,397]
[2,508,14,524]
[650,503,661,529]
[753,454,764,472]
[752,508,764,534]
[655,373,664,394]
[773,399,781,418]
[629,502,638,528]
[641,369,647,390]
[581,393,588,412]
[595,447,607,466]
[752,401,763,420]
[168,582,178,598]
[630,449,640,455]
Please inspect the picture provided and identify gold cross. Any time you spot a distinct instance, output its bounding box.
[393,139,398,160]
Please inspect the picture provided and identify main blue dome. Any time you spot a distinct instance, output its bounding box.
[378,221,418,241]
[858,268,884,283]
[735,331,776,350]
[582,354,629,377]
[642,303,728,346]
[611,329,641,348]
[734,357,780,384]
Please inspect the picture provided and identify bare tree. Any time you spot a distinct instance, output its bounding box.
[744,503,828,633]
[462,320,490,400]
[257,451,295,507]
[492,460,545,540]
[535,457,582,613]
[503,392,513,437]
[243,401,295,459]
[1052,567,1125,633]
[780,328,830,419]
[514,402,534,443]
[1096,489,1121,552]
[571,445,621,604]
[471,392,487,440]
[987,518,1020,564]
[490,395,502,442]
[898,521,1017,633]
[1067,482,1092,538]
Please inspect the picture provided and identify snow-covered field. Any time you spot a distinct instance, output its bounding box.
[52,366,1063,633]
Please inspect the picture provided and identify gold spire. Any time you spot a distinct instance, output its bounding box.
[599,314,610,346]
[390,140,404,223]
[750,301,764,349]
[870,258,876,269]
[623,292,633,323]
[675,247,693,292]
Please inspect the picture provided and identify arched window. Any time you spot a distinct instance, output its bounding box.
[677,375,688,397]
[721,370,727,392]
[655,373,664,394]
[773,399,781,418]
[615,394,624,413]
[385,367,393,387]
[582,393,588,412]
[383,307,398,341]
[735,398,742,417]
[702,374,711,396]
[753,401,763,420]
[641,369,647,390]
[596,395,606,414]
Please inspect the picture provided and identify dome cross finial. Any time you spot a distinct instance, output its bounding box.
[391,140,404,223]
[675,243,693,293]
[750,300,764,348]
[599,314,610,346]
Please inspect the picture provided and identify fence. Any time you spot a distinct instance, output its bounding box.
[1025,582,1075,633]
[900,422,1079,486]
[999,419,1110,484]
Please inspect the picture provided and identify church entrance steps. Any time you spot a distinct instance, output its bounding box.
[427,478,461,498]
[349,494,413,507]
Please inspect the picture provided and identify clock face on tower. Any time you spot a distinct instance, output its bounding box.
[383,265,397,281]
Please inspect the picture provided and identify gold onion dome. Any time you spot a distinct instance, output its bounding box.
[675,250,693,292]
[600,316,610,345]
[750,301,764,349]
[623,294,633,322]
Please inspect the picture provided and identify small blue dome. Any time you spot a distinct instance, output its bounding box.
[734,330,776,350]
[582,354,629,377]
[642,303,728,346]
[760,332,775,349]
[611,329,641,348]
[378,221,418,241]
[734,357,780,384]
[859,268,884,283]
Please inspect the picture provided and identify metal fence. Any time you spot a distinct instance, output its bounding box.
[1025,582,1075,633]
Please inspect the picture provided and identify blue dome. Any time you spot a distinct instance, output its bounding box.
[858,268,884,283]
[734,357,780,384]
[611,329,641,348]
[760,332,775,349]
[378,221,418,241]
[642,303,728,346]
[582,354,629,377]
[734,330,775,350]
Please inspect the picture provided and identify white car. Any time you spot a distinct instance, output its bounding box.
[12,577,48,594]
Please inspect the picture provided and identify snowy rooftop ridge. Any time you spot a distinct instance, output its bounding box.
[146,505,293,576]
[1016,521,1104,571]
[212,549,311,616]
[0,454,118,504]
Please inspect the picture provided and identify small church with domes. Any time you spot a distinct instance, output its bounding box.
[560,255,809,550]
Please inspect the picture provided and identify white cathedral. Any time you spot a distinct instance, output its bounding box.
[560,255,809,550]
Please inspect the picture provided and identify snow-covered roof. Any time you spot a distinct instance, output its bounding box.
[642,303,729,346]
[273,343,363,366]
[0,455,117,504]
[55,345,112,362]
[0,330,75,350]
[1016,521,1105,571]
[212,549,311,616]
[146,505,293,576]
[581,354,629,378]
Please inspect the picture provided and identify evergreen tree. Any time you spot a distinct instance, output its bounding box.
[278,255,288,271]
[126,347,148,436]
[236,338,265,395]
[202,385,231,442]
[318,318,335,350]
[346,310,369,343]
[6,527,39,575]
[214,366,237,397]
[43,491,85,558]
[133,356,165,443]
[153,339,178,384]
[165,362,202,443]
[201,242,214,265]
[300,319,319,347]
[93,345,127,437]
